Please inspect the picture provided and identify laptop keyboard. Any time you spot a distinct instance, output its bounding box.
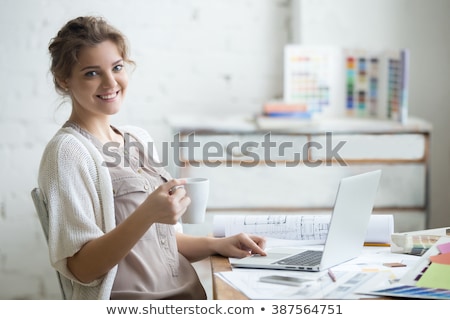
[272,250,323,266]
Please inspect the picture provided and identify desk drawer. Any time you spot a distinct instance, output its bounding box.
[310,134,426,161]
[179,133,309,162]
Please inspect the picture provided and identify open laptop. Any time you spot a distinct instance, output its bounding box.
[231,170,382,272]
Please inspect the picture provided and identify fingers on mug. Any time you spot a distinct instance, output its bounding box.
[168,185,184,195]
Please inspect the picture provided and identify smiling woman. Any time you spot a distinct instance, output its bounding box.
[48,16,134,96]
[36,16,266,300]
[66,41,128,134]
[48,17,133,144]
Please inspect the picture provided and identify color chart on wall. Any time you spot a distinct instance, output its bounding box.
[386,49,409,122]
[345,50,381,117]
[284,46,340,117]
[343,48,409,121]
[280,45,409,123]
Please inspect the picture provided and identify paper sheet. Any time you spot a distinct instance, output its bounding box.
[217,269,386,300]
[213,214,393,246]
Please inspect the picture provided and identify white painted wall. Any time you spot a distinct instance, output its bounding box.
[294,0,450,229]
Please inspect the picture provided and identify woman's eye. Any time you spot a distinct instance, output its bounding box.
[113,65,123,72]
[85,71,98,77]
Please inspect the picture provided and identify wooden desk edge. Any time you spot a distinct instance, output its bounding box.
[209,255,392,300]
[210,255,248,300]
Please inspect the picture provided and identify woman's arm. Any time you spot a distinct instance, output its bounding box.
[67,179,189,283]
[176,232,266,263]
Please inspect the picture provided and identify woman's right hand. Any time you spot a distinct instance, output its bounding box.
[138,179,191,225]
[67,179,190,284]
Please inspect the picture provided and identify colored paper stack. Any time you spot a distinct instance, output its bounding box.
[262,100,312,119]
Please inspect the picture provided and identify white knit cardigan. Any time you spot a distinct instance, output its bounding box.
[38,125,154,299]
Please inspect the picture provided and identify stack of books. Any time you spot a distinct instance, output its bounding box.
[262,100,311,119]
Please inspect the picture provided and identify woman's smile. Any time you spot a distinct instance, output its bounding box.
[97,90,120,101]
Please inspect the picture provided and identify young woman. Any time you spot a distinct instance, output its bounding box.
[38,16,266,299]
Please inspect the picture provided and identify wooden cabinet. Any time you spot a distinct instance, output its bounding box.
[168,116,431,232]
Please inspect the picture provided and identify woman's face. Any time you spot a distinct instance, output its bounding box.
[65,40,128,120]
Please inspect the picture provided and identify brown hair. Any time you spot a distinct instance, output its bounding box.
[48,16,135,95]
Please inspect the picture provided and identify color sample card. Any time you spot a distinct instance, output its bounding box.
[284,46,339,116]
[370,284,450,299]
[362,238,450,299]
[381,49,409,122]
[387,57,401,120]
[416,263,450,290]
[429,252,450,264]
[437,241,450,254]
[345,56,355,114]
[344,49,381,118]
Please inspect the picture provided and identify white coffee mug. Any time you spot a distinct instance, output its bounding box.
[181,177,209,224]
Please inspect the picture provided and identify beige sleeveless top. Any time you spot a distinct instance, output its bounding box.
[64,122,206,300]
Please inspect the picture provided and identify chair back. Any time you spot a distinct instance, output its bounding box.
[31,188,73,299]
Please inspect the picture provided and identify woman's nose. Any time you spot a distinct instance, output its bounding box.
[102,71,117,88]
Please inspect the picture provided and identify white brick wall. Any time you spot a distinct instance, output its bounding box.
[0,0,290,299]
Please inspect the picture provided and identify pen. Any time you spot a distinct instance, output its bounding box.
[364,242,391,247]
[328,269,336,282]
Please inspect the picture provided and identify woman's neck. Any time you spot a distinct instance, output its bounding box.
[68,114,122,145]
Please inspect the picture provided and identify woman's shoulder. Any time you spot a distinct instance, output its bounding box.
[38,127,106,188]
[40,127,97,168]
[43,127,88,153]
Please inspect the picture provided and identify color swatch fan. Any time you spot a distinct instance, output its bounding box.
[283,45,343,118]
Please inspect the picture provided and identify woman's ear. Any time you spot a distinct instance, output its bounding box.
[56,78,69,91]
